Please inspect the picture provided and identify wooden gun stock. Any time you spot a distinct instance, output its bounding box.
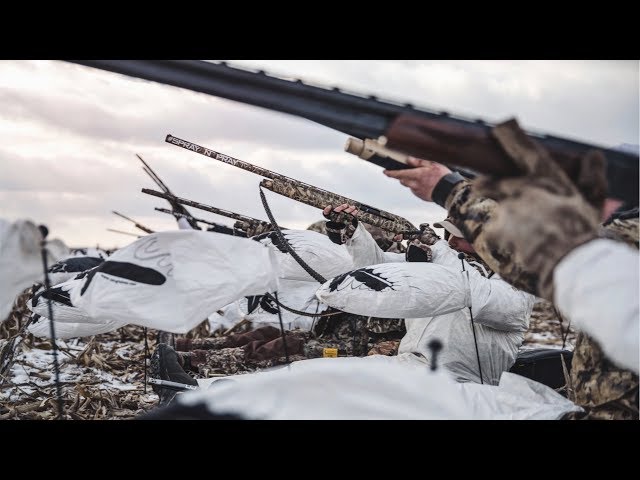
[384,114,628,208]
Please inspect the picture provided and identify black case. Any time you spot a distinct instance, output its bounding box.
[509,348,573,393]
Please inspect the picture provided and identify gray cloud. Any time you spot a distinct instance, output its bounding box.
[0,60,637,248]
[0,62,344,152]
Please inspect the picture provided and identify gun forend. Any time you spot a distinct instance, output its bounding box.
[345,137,410,166]
[261,178,418,235]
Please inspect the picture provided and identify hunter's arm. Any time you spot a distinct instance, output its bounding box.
[554,239,639,373]
[345,224,404,268]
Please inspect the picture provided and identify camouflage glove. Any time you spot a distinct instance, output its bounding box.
[323,210,358,245]
[453,119,602,301]
[416,223,441,246]
[405,239,433,262]
[241,221,273,238]
[402,223,438,261]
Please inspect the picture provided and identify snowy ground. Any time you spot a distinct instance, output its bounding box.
[0,327,158,419]
[0,294,573,420]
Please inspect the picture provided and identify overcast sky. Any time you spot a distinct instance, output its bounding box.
[0,60,637,249]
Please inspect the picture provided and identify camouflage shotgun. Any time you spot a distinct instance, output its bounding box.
[164,134,418,234]
[154,207,247,237]
[261,178,420,237]
[68,61,638,206]
[142,188,275,237]
[112,211,155,234]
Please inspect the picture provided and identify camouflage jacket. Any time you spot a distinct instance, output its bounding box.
[446,181,639,419]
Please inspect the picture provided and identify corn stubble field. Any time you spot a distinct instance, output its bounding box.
[0,288,572,420]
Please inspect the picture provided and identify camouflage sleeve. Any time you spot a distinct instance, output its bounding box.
[445,180,497,244]
[444,180,471,212]
[444,120,602,300]
[443,180,518,271]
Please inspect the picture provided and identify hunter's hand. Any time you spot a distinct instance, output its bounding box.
[322,204,359,244]
[417,223,441,245]
[383,157,452,202]
[322,203,359,225]
[405,239,433,262]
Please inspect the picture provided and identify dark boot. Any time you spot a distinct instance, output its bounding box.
[150,343,198,406]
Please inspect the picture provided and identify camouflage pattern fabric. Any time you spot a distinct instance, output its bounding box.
[525,299,576,348]
[444,138,638,420]
[361,224,398,252]
[449,201,638,420]
[367,340,401,356]
[325,220,358,245]
[445,119,602,301]
[567,332,639,420]
[567,216,639,420]
[313,313,405,356]
[263,178,416,235]
[180,319,406,375]
[182,329,311,375]
[415,223,441,246]
[366,317,405,335]
[307,220,405,252]
[599,217,639,249]
[242,222,274,238]
[189,346,308,376]
[404,224,441,263]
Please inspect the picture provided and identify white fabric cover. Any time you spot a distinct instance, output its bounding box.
[182,356,468,419]
[238,278,326,331]
[253,229,353,282]
[0,218,68,320]
[28,279,92,324]
[320,226,534,385]
[344,223,405,268]
[182,356,582,420]
[207,302,247,333]
[209,278,325,333]
[64,247,109,260]
[554,239,639,373]
[455,371,583,420]
[47,256,104,286]
[316,262,468,318]
[28,315,126,339]
[71,231,282,333]
[397,241,534,385]
[176,217,194,230]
